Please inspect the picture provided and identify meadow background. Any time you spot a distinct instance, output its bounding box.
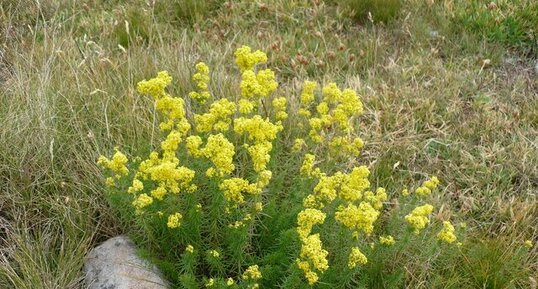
[0,0,537,288]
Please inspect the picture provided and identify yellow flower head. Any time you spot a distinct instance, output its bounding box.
[405,204,434,234]
[137,71,172,99]
[379,235,396,246]
[437,221,457,243]
[242,264,262,281]
[132,193,153,211]
[167,212,182,229]
[185,244,194,253]
[335,202,380,236]
[348,247,368,268]
[235,45,267,72]
[297,208,326,239]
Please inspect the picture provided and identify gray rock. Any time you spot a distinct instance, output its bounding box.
[84,236,169,289]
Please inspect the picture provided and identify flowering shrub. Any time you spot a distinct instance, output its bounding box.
[98,45,463,288]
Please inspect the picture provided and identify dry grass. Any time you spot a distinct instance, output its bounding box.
[0,0,536,288]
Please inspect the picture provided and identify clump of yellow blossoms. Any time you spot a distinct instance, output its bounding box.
[189,62,210,103]
[405,204,434,234]
[415,176,440,197]
[98,45,458,288]
[437,221,457,243]
[167,212,182,229]
[379,235,396,246]
[524,240,533,248]
[348,247,368,268]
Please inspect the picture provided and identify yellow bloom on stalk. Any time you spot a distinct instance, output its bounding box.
[242,264,262,281]
[272,96,288,120]
[300,154,316,177]
[300,81,318,106]
[201,133,235,177]
[195,99,236,133]
[415,176,440,197]
[189,62,211,103]
[297,233,329,285]
[97,148,129,176]
[437,221,457,243]
[185,244,194,253]
[127,179,144,193]
[238,99,255,114]
[205,278,214,287]
[335,202,380,236]
[137,70,172,99]
[150,186,166,200]
[132,193,153,211]
[339,166,370,202]
[401,188,409,196]
[219,178,251,205]
[297,208,326,239]
[234,45,267,72]
[208,250,220,258]
[226,278,235,286]
[144,158,196,194]
[292,138,306,152]
[405,204,434,234]
[240,69,278,99]
[234,116,279,144]
[167,212,182,229]
[185,135,203,157]
[379,235,396,246]
[363,187,387,210]
[348,247,368,268]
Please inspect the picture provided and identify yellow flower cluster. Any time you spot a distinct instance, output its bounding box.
[296,162,378,284]
[300,81,318,109]
[185,244,194,253]
[292,138,306,152]
[379,235,396,246]
[335,202,380,236]
[97,148,129,181]
[189,62,211,103]
[138,71,191,132]
[272,97,288,120]
[348,247,368,269]
[127,179,144,193]
[415,176,440,197]
[242,264,262,281]
[167,212,182,229]
[208,249,220,258]
[132,193,153,211]
[195,99,236,133]
[296,234,329,285]
[238,99,255,114]
[139,157,196,194]
[234,116,280,172]
[219,177,256,206]
[297,208,326,239]
[137,70,172,99]
[201,133,235,177]
[234,45,267,72]
[240,69,278,99]
[235,46,278,100]
[437,221,457,243]
[524,240,533,248]
[300,82,364,145]
[405,204,434,234]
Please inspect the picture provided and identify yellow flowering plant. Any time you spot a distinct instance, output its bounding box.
[98,45,465,288]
